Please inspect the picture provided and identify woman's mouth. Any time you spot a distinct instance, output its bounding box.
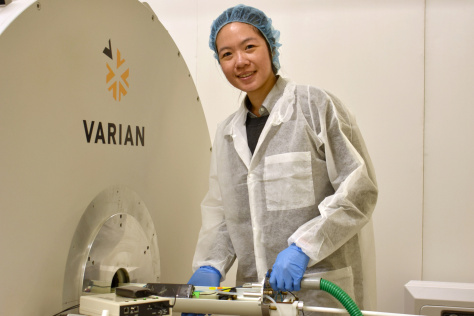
[237,71,256,79]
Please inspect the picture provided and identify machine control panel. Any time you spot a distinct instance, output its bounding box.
[80,293,171,316]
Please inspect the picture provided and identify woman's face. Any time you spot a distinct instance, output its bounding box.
[215,22,275,102]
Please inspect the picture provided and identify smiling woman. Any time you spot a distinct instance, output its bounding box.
[184,4,379,315]
[215,22,277,113]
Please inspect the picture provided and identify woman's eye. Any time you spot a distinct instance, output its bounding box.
[221,52,231,58]
[246,45,255,50]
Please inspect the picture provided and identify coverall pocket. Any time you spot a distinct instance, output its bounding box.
[264,151,315,211]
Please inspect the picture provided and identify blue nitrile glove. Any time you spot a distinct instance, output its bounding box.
[188,266,221,287]
[270,243,310,292]
[182,266,221,316]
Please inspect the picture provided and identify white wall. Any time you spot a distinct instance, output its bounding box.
[423,0,474,282]
[147,0,474,313]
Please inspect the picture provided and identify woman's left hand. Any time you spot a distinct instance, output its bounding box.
[269,243,310,292]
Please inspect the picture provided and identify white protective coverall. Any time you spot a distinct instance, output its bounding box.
[192,77,378,309]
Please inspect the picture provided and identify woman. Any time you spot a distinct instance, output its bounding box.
[187,4,378,311]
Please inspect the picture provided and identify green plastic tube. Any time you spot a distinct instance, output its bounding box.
[320,278,363,316]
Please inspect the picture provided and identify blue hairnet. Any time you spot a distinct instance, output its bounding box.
[209,4,282,72]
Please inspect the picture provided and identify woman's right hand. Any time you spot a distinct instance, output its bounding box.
[181,266,221,316]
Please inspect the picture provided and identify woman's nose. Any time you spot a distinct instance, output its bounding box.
[235,51,249,68]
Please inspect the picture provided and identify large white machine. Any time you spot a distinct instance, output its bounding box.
[0,0,210,315]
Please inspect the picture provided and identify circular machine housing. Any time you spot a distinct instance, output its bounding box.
[63,185,161,305]
[0,0,211,315]
[82,214,154,293]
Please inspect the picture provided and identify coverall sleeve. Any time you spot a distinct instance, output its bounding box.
[288,89,378,266]
[191,136,236,280]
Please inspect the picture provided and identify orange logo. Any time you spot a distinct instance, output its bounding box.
[104,40,129,101]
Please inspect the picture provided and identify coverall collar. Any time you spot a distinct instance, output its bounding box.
[246,76,287,118]
[223,77,294,169]
[225,76,289,134]
[261,76,287,114]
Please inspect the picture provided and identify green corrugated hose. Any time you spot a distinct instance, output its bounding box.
[320,278,363,316]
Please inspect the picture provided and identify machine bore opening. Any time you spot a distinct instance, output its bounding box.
[111,268,130,289]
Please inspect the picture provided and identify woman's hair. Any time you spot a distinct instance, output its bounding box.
[209,4,282,74]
